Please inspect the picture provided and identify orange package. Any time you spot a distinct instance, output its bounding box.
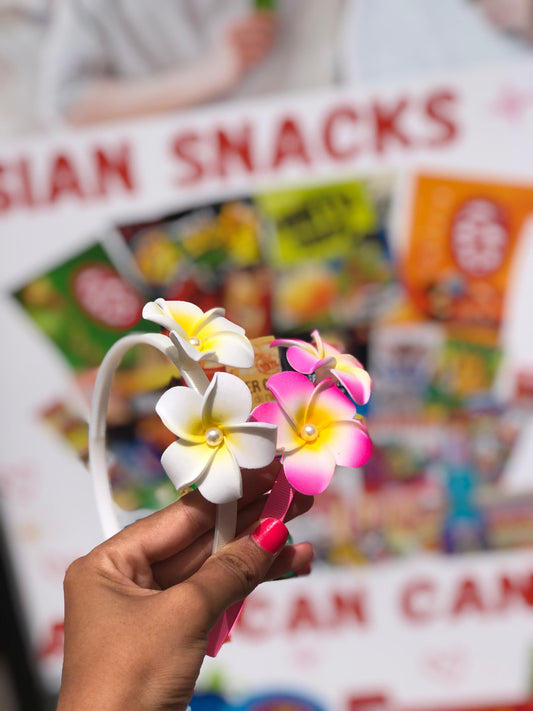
[401,173,533,326]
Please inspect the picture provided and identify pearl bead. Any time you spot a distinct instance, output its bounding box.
[189,337,200,347]
[205,427,223,447]
[301,423,318,442]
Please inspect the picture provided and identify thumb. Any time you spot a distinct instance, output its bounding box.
[181,518,289,632]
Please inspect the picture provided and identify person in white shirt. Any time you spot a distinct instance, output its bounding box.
[41,0,345,126]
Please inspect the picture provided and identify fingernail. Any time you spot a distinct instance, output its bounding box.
[252,518,289,554]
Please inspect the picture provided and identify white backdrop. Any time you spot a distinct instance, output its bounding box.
[1,60,533,705]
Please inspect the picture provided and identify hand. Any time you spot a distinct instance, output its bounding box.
[205,11,278,94]
[56,461,313,711]
[477,0,533,41]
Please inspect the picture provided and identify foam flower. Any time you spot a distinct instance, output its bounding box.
[252,371,372,496]
[272,330,372,405]
[156,371,277,504]
[143,298,254,367]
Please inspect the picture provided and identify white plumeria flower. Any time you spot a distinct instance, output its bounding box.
[156,371,277,504]
[143,298,254,368]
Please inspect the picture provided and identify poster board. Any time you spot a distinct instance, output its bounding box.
[1,3,533,707]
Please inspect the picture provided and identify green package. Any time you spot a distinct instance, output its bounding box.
[14,242,157,370]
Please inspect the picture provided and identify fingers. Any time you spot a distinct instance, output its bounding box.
[228,12,277,38]
[227,12,277,66]
[174,518,296,633]
[151,487,313,588]
[102,461,283,566]
[265,540,314,581]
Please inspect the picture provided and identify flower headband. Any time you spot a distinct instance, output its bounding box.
[89,298,372,655]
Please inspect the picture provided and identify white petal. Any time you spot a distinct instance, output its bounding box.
[155,386,204,440]
[224,423,277,469]
[202,331,254,367]
[197,310,246,337]
[161,440,214,492]
[142,300,182,333]
[169,330,210,362]
[165,300,204,329]
[196,444,242,504]
[203,372,252,426]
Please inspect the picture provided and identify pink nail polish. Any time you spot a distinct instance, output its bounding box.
[252,518,289,554]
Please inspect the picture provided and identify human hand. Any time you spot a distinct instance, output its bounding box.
[477,0,533,40]
[56,461,313,711]
[205,11,277,94]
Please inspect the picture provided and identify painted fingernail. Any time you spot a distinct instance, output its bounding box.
[252,518,289,554]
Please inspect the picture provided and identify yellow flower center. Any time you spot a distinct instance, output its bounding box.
[205,426,224,447]
[189,337,201,347]
[300,423,318,443]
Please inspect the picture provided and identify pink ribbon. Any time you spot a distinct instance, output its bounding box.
[206,467,294,656]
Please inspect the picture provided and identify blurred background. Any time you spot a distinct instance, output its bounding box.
[2,0,533,709]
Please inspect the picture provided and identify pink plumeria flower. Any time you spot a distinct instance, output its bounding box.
[156,372,277,504]
[271,330,371,405]
[143,298,254,368]
[252,371,372,496]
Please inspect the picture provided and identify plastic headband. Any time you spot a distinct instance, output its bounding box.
[88,298,373,655]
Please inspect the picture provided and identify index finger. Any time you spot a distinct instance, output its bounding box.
[99,460,283,564]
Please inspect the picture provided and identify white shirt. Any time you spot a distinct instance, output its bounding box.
[42,0,345,119]
[339,0,529,85]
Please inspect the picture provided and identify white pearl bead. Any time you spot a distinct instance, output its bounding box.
[189,337,200,347]
[205,427,223,447]
[301,424,318,442]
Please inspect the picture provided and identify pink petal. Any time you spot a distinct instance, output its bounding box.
[321,339,344,360]
[314,356,336,371]
[251,401,301,452]
[332,367,372,405]
[310,329,323,351]
[224,423,277,468]
[270,337,309,349]
[250,401,279,425]
[271,337,321,374]
[266,371,314,427]
[286,346,321,375]
[322,420,373,468]
[306,378,357,427]
[282,442,336,495]
[336,352,364,369]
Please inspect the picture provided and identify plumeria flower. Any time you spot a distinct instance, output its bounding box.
[156,371,277,504]
[271,330,372,405]
[252,371,372,496]
[143,298,254,367]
